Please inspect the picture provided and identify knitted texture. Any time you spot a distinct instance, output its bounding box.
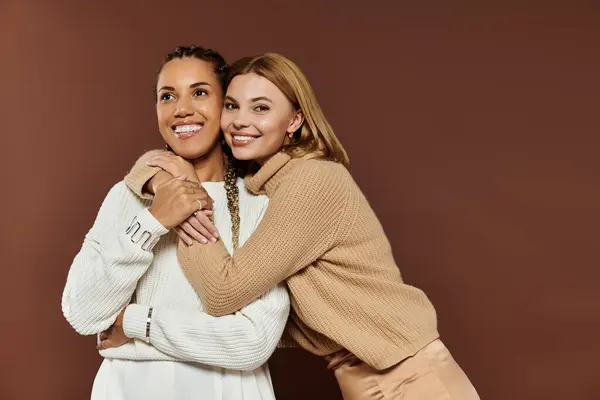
[125,151,439,370]
[62,179,289,370]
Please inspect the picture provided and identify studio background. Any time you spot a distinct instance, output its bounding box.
[1,1,599,399]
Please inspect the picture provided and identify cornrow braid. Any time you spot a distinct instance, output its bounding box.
[223,156,240,249]
[154,45,229,101]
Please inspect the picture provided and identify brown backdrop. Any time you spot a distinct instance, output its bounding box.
[1,1,599,399]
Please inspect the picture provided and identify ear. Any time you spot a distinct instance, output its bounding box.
[287,110,304,135]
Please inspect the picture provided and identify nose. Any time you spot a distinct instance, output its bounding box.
[174,97,193,118]
[232,119,251,129]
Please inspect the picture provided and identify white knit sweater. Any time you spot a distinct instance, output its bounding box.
[62,178,290,371]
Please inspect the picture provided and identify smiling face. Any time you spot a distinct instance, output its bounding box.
[221,73,303,165]
[156,57,223,159]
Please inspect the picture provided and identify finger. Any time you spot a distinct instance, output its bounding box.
[188,192,213,211]
[97,339,111,350]
[203,209,213,216]
[167,175,189,186]
[187,215,217,242]
[148,153,188,175]
[192,212,219,241]
[147,155,182,177]
[174,226,194,246]
[183,195,205,212]
[147,153,174,164]
[156,175,187,192]
[185,180,201,188]
[174,181,198,194]
[203,196,213,211]
[145,155,172,169]
[181,221,209,244]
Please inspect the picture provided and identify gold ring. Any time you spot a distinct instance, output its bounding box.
[196,199,203,211]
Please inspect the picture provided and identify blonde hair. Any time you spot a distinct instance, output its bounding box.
[227,53,350,167]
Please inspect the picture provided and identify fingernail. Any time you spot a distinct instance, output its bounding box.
[210,237,217,243]
[213,232,219,238]
[201,239,208,244]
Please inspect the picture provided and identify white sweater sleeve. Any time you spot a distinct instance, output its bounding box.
[62,182,169,335]
[123,283,290,371]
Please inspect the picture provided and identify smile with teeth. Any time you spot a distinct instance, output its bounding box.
[174,124,203,135]
[232,134,258,141]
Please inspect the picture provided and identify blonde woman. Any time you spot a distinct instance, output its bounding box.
[126,53,479,400]
[62,47,289,400]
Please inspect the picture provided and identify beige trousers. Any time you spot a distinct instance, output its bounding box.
[326,339,479,400]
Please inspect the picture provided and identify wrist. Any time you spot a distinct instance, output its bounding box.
[148,171,172,194]
[123,304,153,341]
[147,207,172,230]
[126,208,170,249]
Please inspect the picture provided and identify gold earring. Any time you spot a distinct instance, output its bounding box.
[288,132,294,138]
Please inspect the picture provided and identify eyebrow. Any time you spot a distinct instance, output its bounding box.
[224,95,273,103]
[251,96,273,103]
[158,81,212,92]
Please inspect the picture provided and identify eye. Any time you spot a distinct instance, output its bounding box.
[253,104,270,112]
[224,102,238,110]
[193,88,208,97]
[159,93,175,102]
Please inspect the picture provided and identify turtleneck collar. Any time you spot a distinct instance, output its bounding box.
[244,152,294,196]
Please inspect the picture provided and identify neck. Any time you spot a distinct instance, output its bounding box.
[255,151,279,167]
[191,146,227,182]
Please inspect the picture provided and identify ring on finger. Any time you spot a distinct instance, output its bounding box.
[196,199,203,211]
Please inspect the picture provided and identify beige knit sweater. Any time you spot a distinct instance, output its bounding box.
[125,151,439,369]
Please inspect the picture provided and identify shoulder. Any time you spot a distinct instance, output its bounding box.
[276,159,356,209]
[86,181,147,232]
[100,181,147,211]
[287,158,354,192]
[287,158,350,181]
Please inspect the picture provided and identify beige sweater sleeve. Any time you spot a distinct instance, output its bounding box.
[123,150,167,199]
[177,161,355,316]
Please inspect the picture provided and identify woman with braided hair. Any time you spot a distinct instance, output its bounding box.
[61,46,290,400]
[127,52,479,399]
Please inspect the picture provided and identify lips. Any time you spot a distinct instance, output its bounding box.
[229,131,260,146]
[232,134,257,141]
[171,121,204,139]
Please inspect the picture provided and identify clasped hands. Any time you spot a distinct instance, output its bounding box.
[146,151,220,245]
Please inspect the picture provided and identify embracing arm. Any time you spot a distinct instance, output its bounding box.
[61,182,168,335]
[122,283,290,370]
[123,149,168,199]
[178,162,356,316]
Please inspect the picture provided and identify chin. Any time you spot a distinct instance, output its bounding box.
[169,141,218,160]
[231,147,260,161]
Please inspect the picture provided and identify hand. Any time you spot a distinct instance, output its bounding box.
[176,209,218,245]
[146,170,172,195]
[146,152,199,184]
[97,309,131,350]
[149,176,217,238]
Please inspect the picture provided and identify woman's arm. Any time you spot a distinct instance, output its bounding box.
[61,182,169,335]
[122,283,290,371]
[123,150,219,244]
[123,149,168,199]
[178,161,356,316]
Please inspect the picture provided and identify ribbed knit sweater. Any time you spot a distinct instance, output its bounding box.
[125,151,439,369]
[62,178,289,371]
